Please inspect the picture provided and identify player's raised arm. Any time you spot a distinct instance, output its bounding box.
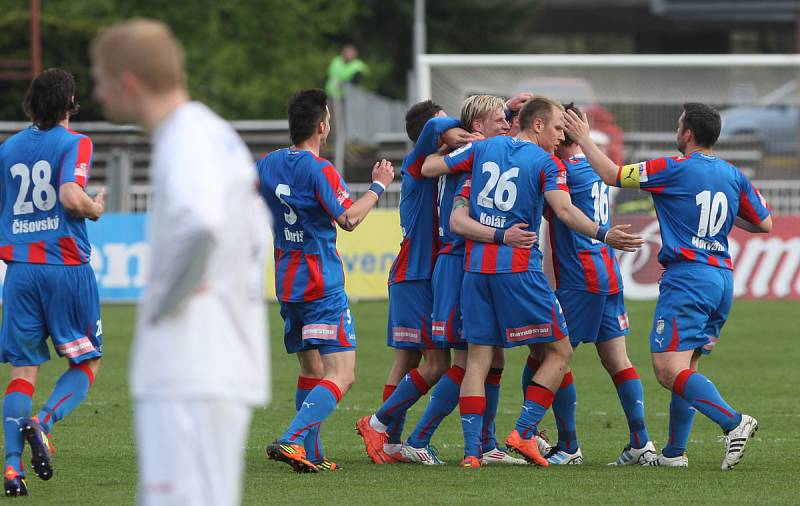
[336,159,395,231]
[544,189,643,252]
[562,109,619,186]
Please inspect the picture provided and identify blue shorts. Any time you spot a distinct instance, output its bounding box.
[431,254,467,350]
[557,288,629,348]
[0,262,103,367]
[387,280,443,349]
[280,290,356,355]
[461,271,569,348]
[650,262,733,355]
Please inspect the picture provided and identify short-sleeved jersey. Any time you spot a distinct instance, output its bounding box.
[257,148,353,302]
[0,126,93,265]
[618,151,770,269]
[548,154,623,295]
[445,136,569,274]
[437,171,469,256]
[389,116,459,284]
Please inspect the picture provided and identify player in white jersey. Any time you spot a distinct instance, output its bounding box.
[91,20,271,506]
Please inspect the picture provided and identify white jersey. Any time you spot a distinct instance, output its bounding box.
[130,101,271,405]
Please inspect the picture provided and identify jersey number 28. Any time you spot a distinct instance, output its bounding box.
[10,161,57,215]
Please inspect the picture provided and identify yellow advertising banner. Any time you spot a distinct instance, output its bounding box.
[264,209,402,300]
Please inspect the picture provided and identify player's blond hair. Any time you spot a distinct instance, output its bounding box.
[519,96,564,132]
[460,95,505,133]
[92,19,186,93]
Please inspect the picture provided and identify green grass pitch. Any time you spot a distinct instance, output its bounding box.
[6,299,798,504]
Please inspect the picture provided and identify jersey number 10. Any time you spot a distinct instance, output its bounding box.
[695,190,728,238]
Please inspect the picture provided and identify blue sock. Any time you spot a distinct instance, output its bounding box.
[515,384,554,439]
[521,356,539,398]
[674,369,741,432]
[407,366,463,448]
[552,372,579,451]
[481,368,502,452]
[296,376,324,462]
[280,380,341,445]
[663,393,696,458]
[612,367,650,449]
[37,364,93,434]
[3,379,33,474]
[459,396,485,458]
[375,369,429,430]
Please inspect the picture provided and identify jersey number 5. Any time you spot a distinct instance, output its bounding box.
[10,161,57,215]
[477,161,518,211]
[275,184,298,225]
[695,190,728,237]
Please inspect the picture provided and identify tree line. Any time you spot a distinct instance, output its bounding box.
[0,0,532,122]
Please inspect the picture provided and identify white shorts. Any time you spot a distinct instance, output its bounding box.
[135,399,253,506]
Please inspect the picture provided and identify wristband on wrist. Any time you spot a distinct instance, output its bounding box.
[493,228,505,244]
[368,181,385,198]
[595,224,610,242]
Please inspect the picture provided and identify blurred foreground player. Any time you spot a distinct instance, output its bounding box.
[564,102,771,470]
[93,19,271,505]
[0,68,105,497]
[258,89,394,472]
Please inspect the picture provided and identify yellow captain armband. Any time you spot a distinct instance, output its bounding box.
[619,162,644,188]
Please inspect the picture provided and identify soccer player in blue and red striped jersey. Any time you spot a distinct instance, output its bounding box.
[424,96,643,467]
[536,103,654,466]
[258,89,395,472]
[355,100,471,464]
[0,69,106,496]
[564,102,772,470]
[403,95,535,466]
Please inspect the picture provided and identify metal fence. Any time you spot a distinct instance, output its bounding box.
[116,180,798,214]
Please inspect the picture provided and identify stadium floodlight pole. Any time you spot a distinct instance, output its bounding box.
[412,0,426,102]
[31,0,41,78]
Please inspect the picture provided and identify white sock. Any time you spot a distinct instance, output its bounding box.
[369,414,388,433]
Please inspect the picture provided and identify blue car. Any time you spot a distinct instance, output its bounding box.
[720,82,799,155]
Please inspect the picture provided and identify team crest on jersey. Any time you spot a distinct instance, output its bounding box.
[336,187,350,204]
[557,171,567,186]
[655,318,665,335]
[75,162,88,178]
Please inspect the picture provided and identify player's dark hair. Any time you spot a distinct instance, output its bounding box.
[682,102,721,148]
[561,102,583,146]
[22,68,80,130]
[288,88,328,145]
[405,100,443,143]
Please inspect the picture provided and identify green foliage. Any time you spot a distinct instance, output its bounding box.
[0,0,537,121]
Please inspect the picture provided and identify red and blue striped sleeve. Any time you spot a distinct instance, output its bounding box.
[617,157,674,194]
[444,142,475,174]
[60,135,93,188]
[737,172,770,225]
[542,155,569,192]
[314,163,353,220]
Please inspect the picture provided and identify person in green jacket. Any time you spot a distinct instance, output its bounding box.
[325,44,367,99]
